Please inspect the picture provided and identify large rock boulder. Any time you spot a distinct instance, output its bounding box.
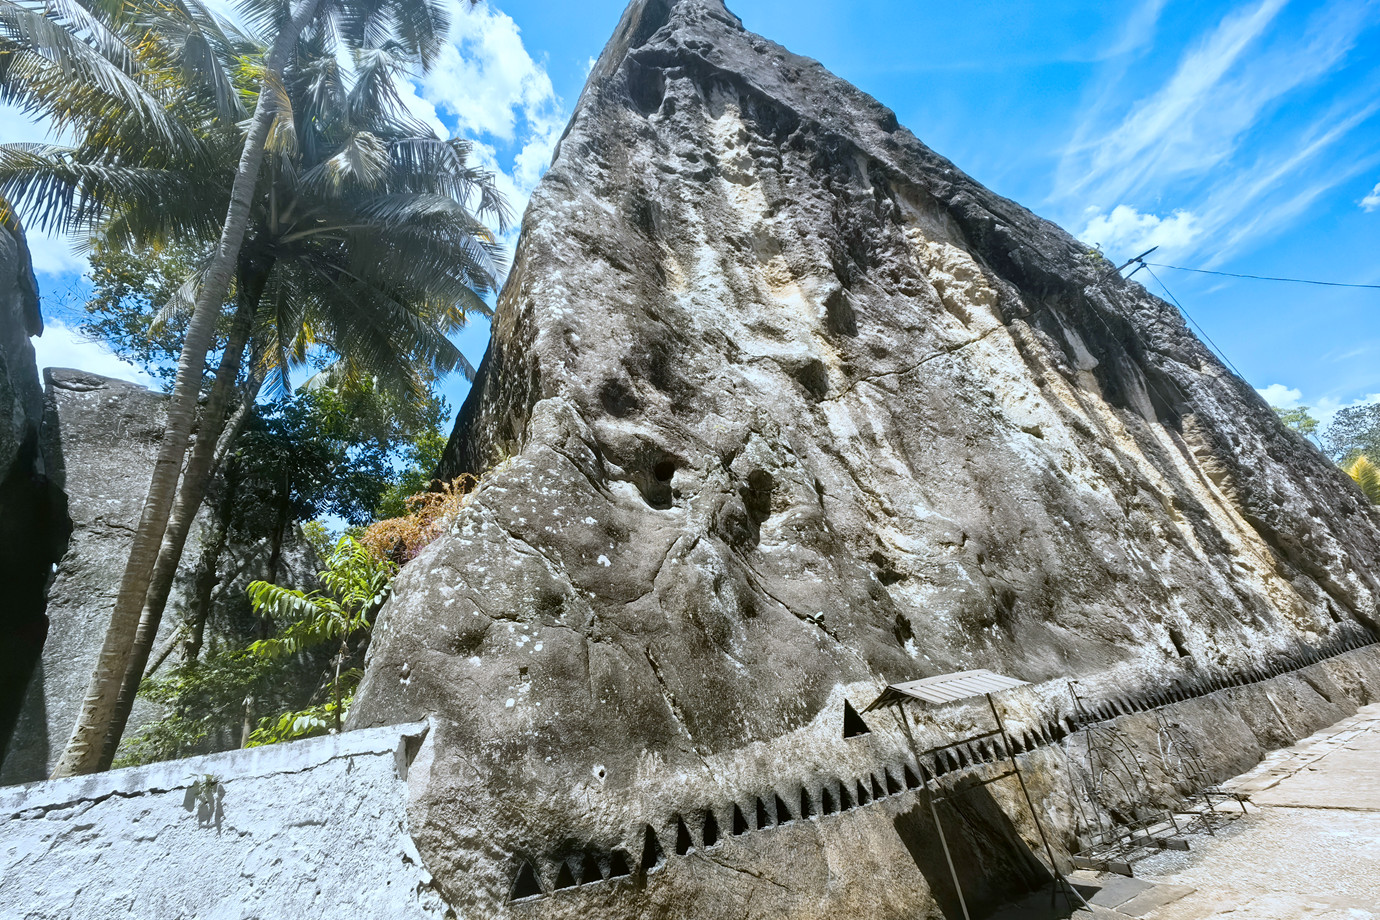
[0,222,67,771]
[1,370,316,783]
[349,1,1380,916]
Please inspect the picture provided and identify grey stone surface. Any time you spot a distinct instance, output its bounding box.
[0,220,66,770]
[1,370,189,784]
[348,0,1380,916]
[0,721,445,920]
[1,370,316,784]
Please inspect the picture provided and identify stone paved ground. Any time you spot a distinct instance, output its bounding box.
[1059,703,1380,920]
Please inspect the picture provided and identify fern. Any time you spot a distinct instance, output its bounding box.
[245,535,396,734]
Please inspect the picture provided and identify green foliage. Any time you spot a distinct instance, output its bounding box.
[248,696,352,746]
[300,519,336,560]
[114,647,278,766]
[248,536,394,659]
[1272,405,1320,441]
[224,380,449,531]
[77,238,227,390]
[119,535,395,764]
[1323,404,1380,465]
[242,535,396,739]
[1346,455,1380,504]
[374,425,449,519]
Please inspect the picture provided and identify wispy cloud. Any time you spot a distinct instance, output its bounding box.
[1059,0,1380,262]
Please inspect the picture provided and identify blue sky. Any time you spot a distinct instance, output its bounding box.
[19,0,1380,429]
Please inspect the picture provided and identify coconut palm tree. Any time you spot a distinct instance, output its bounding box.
[0,0,499,775]
[95,40,507,768]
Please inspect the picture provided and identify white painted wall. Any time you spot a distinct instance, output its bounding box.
[0,723,449,920]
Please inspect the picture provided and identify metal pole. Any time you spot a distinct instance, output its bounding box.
[894,706,971,920]
[926,779,972,920]
[987,693,1088,909]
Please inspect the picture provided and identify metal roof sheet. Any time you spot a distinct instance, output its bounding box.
[863,669,1029,712]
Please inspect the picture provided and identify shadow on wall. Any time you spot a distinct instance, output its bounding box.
[894,780,1048,920]
[0,425,68,773]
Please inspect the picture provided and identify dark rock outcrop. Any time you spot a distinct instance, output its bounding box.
[350,1,1380,915]
[0,222,67,771]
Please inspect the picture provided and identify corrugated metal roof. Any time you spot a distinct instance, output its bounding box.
[863,669,1029,712]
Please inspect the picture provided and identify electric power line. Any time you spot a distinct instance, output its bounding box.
[1146,262,1380,291]
[1141,263,1247,381]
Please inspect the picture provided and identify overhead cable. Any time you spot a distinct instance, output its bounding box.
[1145,263,1380,291]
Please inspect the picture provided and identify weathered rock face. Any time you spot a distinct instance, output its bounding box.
[350,1,1380,916]
[1,370,316,784]
[0,222,67,770]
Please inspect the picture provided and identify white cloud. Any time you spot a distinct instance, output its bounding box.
[1079,204,1201,261]
[31,319,152,386]
[27,228,88,277]
[419,2,561,144]
[1254,384,1380,431]
[1256,383,1302,408]
[409,1,567,241]
[1362,181,1380,212]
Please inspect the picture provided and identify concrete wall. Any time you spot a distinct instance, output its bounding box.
[0,722,448,920]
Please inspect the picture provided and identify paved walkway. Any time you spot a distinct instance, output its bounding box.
[1069,703,1380,920]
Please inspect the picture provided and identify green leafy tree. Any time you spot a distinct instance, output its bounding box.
[76,238,221,391]
[1323,404,1380,465]
[1,0,499,775]
[374,425,449,519]
[246,535,395,736]
[1273,405,1320,442]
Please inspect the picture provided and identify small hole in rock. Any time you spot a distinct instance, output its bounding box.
[843,700,872,738]
[641,826,665,873]
[607,850,631,878]
[675,816,694,855]
[821,785,837,815]
[732,803,749,835]
[856,779,871,805]
[870,774,885,799]
[510,862,543,901]
[578,853,603,885]
[554,861,577,890]
[799,788,814,819]
[653,460,676,482]
[755,796,772,829]
[703,810,719,847]
[1169,627,1191,657]
[838,782,854,810]
[774,793,793,824]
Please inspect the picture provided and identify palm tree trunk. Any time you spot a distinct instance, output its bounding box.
[52,0,322,777]
[183,515,229,663]
[96,296,260,769]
